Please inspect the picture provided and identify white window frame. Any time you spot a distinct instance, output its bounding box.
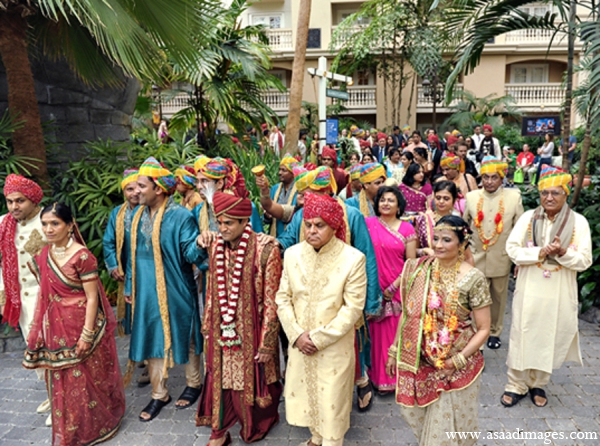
[336,9,370,26]
[510,64,549,84]
[269,70,288,88]
[250,13,284,29]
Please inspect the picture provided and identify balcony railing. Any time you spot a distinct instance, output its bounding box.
[417,84,464,107]
[262,89,290,112]
[505,83,564,107]
[346,86,376,109]
[162,93,189,116]
[262,29,293,51]
[504,28,561,44]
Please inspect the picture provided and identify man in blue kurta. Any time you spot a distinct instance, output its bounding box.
[103,168,140,335]
[257,153,298,237]
[345,162,387,218]
[277,165,382,413]
[126,157,207,422]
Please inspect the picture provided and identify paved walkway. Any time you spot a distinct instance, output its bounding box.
[1,290,600,445]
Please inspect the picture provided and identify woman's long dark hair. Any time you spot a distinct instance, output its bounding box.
[402,162,423,187]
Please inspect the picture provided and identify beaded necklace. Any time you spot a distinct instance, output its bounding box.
[474,192,504,251]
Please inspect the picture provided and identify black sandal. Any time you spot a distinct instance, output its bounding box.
[139,395,172,422]
[487,336,501,349]
[357,382,374,412]
[500,391,526,407]
[529,388,548,407]
[175,386,202,410]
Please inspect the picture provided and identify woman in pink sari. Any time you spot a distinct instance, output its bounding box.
[366,186,417,394]
[23,203,125,446]
[399,163,432,214]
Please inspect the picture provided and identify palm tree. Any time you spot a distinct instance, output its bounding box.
[0,0,217,184]
[284,0,312,154]
[441,90,522,134]
[164,0,285,150]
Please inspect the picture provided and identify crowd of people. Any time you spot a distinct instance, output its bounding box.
[0,120,592,446]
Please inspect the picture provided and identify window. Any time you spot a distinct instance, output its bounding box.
[337,10,371,26]
[356,70,372,86]
[519,3,551,17]
[252,14,282,29]
[270,70,287,88]
[510,64,548,84]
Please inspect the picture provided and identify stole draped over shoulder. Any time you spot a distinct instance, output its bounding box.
[365,217,415,391]
[23,247,125,446]
[197,231,282,434]
[399,183,432,214]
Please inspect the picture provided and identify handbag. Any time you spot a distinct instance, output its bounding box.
[514,168,524,184]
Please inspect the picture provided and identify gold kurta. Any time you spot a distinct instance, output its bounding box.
[0,210,47,339]
[276,238,367,440]
[506,209,592,373]
[464,187,524,277]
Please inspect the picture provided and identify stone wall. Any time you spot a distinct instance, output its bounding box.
[0,57,140,163]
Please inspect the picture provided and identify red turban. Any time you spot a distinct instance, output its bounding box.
[213,192,252,219]
[447,135,458,146]
[3,174,43,204]
[377,132,387,142]
[304,162,317,171]
[359,139,371,149]
[321,147,338,168]
[427,134,440,145]
[303,193,346,242]
[483,124,493,132]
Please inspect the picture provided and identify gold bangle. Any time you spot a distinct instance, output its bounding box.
[80,333,94,343]
[452,353,467,370]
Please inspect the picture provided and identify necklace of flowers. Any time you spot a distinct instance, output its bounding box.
[474,193,504,251]
[215,223,252,351]
[423,259,461,369]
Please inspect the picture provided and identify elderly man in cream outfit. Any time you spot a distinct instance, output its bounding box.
[501,165,592,409]
[463,156,524,350]
[0,174,49,423]
[277,193,366,446]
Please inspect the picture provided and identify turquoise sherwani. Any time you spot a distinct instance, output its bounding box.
[103,204,139,334]
[267,183,298,237]
[127,199,206,364]
[277,203,382,374]
[345,195,375,217]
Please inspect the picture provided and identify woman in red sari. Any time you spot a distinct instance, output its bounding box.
[23,203,125,446]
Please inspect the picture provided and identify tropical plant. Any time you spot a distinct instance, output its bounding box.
[163,0,284,150]
[330,0,454,128]
[441,91,522,134]
[0,0,219,184]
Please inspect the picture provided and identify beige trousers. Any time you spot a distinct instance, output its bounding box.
[310,427,344,446]
[505,368,551,395]
[487,275,509,337]
[19,314,45,381]
[147,340,202,400]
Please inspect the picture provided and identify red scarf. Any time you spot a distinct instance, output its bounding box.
[0,214,20,328]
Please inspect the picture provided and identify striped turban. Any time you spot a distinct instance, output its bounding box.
[213,192,252,218]
[138,157,176,194]
[293,165,337,194]
[440,155,461,170]
[280,153,298,172]
[175,165,197,188]
[480,156,508,178]
[359,163,387,184]
[303,192,346,242]
[201,157,230,180]
[121,168,139,190]
[194,155,210,172]
[538,164,573,195]
[349,163,363,181]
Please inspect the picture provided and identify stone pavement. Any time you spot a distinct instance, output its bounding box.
[1,290,600,446]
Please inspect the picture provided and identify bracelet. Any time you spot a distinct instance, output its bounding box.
[80,326,95,343]
[388,346,398,359]
[451,353,467,370]
[386,283,398,294]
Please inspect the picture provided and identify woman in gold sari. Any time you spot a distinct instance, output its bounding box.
[386,216,491,446]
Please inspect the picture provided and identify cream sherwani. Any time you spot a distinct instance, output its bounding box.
[505,209,592,393]
[276,238,366,443]
[0,210,47,341]
[464,187,524,337]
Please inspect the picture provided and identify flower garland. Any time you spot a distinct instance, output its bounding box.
[215,223,252,350]
[474,194,504,251]
[423,259,461,369]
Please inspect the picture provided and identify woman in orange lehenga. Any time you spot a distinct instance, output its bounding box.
[386,216,491,446]
[23,203,125,446]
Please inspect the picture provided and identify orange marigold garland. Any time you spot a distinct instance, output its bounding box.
[475,194,505,250]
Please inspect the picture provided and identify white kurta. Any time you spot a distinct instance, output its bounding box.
[505,209,592,373]
[0,211,47,341]
[276,238,366,441]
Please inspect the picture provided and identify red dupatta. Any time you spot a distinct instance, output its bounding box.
[23,234,116,370]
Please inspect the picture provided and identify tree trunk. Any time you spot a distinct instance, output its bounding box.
[561,0,576,170]
[284,0,312,154]
[0,12,48,185]
[570,113,591,207]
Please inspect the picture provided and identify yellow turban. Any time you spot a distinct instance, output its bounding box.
[293,165,337,194]
[194,155,210,173]
[280,153,298,172]
[121,168,139,190]
[480,156,508,178]
[359,163,387,184]
[440,155,461,170]
[538,164,573,195]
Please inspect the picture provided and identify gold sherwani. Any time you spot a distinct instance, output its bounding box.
[506,209,592,373]
[276,238,366,441]
[0,210,47,340]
